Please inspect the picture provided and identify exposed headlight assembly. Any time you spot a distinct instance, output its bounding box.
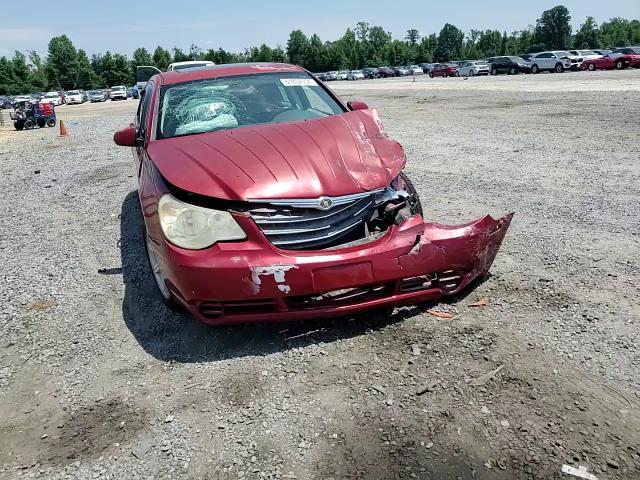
[158,194,246,249]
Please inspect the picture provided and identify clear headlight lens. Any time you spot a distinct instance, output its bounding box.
[158,194,246,249]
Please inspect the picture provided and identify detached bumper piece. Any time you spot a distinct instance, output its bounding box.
[170,212,513,325]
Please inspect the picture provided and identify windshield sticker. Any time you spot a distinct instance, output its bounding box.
[280,78,317,87]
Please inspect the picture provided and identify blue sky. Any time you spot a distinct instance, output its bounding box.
[0,0,638,57]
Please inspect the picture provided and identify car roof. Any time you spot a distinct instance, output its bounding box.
[156,62,306,86]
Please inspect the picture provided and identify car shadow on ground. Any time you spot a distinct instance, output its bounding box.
[120,190,414,363]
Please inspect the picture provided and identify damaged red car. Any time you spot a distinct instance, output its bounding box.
[114,63,512,325]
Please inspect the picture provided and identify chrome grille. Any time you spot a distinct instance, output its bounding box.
[249,191,379,250]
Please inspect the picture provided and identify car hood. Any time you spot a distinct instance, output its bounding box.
[148,109,406,201]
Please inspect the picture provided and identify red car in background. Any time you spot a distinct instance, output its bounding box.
[113,63,512,326]
[582,47,640,71]
[429,64,458,78]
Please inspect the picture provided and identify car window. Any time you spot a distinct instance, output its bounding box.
[156,72,345,139]
[137,81,154,134]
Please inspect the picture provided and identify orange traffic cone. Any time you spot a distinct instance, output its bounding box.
[59,120,68,137]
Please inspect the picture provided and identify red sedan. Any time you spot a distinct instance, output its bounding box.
[582,48,640,71]
[114,63,512,326]
[429,64,458,78]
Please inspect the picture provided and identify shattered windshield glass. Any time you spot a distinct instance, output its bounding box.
[156,72,345,139]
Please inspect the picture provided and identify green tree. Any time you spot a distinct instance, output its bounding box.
[27,50,48,90]
[46,35,77,89]
[600,17,633,47]
[574,17,601,48]
[152,46,172,70]
[75,49,96,89]
[286,30,309,65]
[406,29,420,47]
[534,5,572,49]
[434,23,464,61]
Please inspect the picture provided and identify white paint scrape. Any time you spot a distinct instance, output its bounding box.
[250,265,297,294]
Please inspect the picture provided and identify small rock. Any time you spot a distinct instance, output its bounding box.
[131,438,153,459]
[606,459,619,469]
[481,406,491,415]
[411,345,422,356]
[371,385,387,395]
[500,420,510,428]
[426,442,434,449]
[164,415,174,423]
[41,434,48,439]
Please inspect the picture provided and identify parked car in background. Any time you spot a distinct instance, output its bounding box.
[65,90,85,105]
[518,54,534,62]
[346,70,365,80]
[378,66,395,77]
[88,90,107,102]
[110,85,128,100]
[336,71,348,80]
[582,48,640,70]
[362,67,380,79]
[393,66,410,76]
[131,87,140,99]
[429,64,457,77]
[455,61,489,76]
[325,71,338,81]
[313,72,326,81]
[13,95,32,105]
[569,50,603,61]
[408,65,424,75]
[167,60,215,71]
[529,51,573,73]
[609,47,640,67]
[112,62,512,325]
[418,63,434,73]
[41,91,63,106]
[31,92,45,102]
[0,96,12,109]
[593,49,612,56]
[489,56,532,75]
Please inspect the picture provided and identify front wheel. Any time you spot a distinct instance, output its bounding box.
[615,60,624,70]
[14,121,24,131]
[455,71,460,77]
[47,118,56,127]
[491,68,498,75]
[509,67,517,75]
[37,118,46,128]
[144,228,182,311]
[555,63,564,73]
[24,119,35,129]
[469,70,474,77]
[531,64,540,74]
[429,72,434,78]
[588,63,596,71]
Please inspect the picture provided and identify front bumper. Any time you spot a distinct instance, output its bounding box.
[154,212,513,325]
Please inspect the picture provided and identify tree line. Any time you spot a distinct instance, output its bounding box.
[0,5,639,95]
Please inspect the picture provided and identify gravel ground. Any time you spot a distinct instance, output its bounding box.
[0,70,639,480]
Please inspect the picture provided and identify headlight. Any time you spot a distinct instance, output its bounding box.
[158,194,246,249]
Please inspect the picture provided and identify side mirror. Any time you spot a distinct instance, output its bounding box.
[347,100,369,111]
[113,126,138,147]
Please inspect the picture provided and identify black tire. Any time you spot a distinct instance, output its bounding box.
[615,60,624,70]
[143,224,182,311]
[47,118,56,127]
[399,172,423,217]
[429,72,434,78]
[455,71,460,77]
[491,68,498,75]
[24,119,35,129]
[14,121,24,131]
[509,67,517,75]
[588,63,596,71]
[531,64,540,74]
[555,63,564,73]
[37,118,46,128]
[443,72,448,78]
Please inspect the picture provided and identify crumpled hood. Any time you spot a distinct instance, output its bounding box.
[147,109,405,200]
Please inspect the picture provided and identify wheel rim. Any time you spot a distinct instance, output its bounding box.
[589,64,595,71]
[146,236,171,299]
[469,70,474,76]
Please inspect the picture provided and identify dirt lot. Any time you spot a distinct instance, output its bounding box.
[1,70,639,480]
